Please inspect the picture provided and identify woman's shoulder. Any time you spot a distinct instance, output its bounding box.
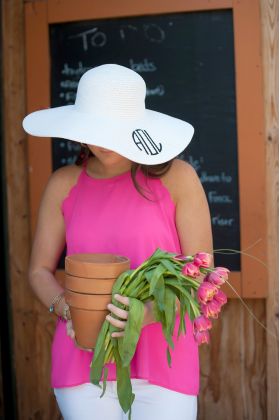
[44,163,84,202]
[160,158,201,204]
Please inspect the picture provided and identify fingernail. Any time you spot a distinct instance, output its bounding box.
[107,304,112,309]
[114,294,119,298]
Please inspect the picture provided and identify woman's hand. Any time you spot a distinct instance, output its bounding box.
[66,320,92,352]
[63,307,87,351]
[106,294,129,338]
[66,319,75,339]
[106,294,156,338]
[54,295,71,320]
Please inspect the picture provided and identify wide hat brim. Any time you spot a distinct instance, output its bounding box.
[22,105,194,165]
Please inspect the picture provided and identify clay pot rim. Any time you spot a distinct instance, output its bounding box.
[66,287,113,296]
[70,307,109,312]
[65,253,130,265]
[65,272,117,280]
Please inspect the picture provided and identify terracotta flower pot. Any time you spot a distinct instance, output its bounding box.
[64,253,130,350]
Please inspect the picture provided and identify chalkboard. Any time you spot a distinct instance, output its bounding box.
[50,10,240,271]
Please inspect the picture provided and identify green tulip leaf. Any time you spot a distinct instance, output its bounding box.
[114,346,135,414]
[119,297,144,367]
[166,346,172,368]
[179,298,187,337]
[160,259,182,278]
[161,287,176,350]
[112,271,132,296]
[100,366,109,398]
[151,274,165,312]
[152,299,164,323]
[90,320,110,385]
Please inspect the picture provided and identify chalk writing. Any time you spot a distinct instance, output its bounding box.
[60,156,78,165]
[129,58,157,72]
[59,141,80,153]
[187,155,204,171]
[212,215,235,227]
[61,62,90,76]
[143,23,165,43]
[200,171,232,183]
[68,23,166,52]
[69,28,107,51]
[146,85,165,96]
[208,191,232,204]
[120,23,165,43]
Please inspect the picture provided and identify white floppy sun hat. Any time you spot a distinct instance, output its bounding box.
[23,63,194,165]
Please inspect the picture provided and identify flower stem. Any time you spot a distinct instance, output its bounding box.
[128,261,151,281]
[181,276,201,288]
[212,248,268,269]
[105,345,115,364]
[137,283,150,298]
[104,338,113,363]
[124,271,148,296]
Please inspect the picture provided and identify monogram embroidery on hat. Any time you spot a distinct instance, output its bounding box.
[132,129,162,155]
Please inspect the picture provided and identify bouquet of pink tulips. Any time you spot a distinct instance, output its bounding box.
[90,248,229,419]
[192,263,228,344]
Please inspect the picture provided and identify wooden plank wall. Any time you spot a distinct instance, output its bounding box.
[1,0,278,419]
[260,0,279,419]
[199,300,267,419]
[0,0,4,414]
[2,0,59,418]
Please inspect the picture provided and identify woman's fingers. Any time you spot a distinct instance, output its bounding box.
[107,303,128,320]
[66,320,75,339]
[106,294,130,335]
[106,294,130,325]
[106,314,126,329]
[111,331,125,338]
[114,294,130,306]
[66,320,92,352]
[74,341,93,352]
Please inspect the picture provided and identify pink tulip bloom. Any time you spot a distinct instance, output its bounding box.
[193,315,212,332]
[193,252,212,268]
[215,267,230,280]
[197,281,218,304]
[201,300,222,319]
[182,262,200,278]
[194,329,210,345]
[213,289,227,306]
[206,271,225,287]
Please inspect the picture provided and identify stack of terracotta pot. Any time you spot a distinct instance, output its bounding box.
[64,253,130,350]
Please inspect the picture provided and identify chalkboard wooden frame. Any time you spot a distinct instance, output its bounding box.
[24,0,267,298]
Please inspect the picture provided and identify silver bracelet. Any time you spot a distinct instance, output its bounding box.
[49,292,64,313]
[62,303,70,321]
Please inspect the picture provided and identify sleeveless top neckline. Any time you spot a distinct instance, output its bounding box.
[83,161,132,183]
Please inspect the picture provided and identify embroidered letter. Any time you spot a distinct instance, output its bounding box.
[132,129,162,155]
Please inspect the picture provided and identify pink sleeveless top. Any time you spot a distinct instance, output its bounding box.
[51,161,199,395]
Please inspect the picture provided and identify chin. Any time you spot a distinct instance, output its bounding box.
[88,146,133,169]
[99,152,123,162]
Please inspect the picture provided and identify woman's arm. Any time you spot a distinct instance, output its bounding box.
[173,160,214,315]
[174,159,213,266]
[28,166,79,317]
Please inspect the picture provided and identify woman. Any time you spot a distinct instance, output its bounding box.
[23,64,213,420]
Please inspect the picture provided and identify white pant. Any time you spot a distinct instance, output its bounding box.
[54,379,197,420]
